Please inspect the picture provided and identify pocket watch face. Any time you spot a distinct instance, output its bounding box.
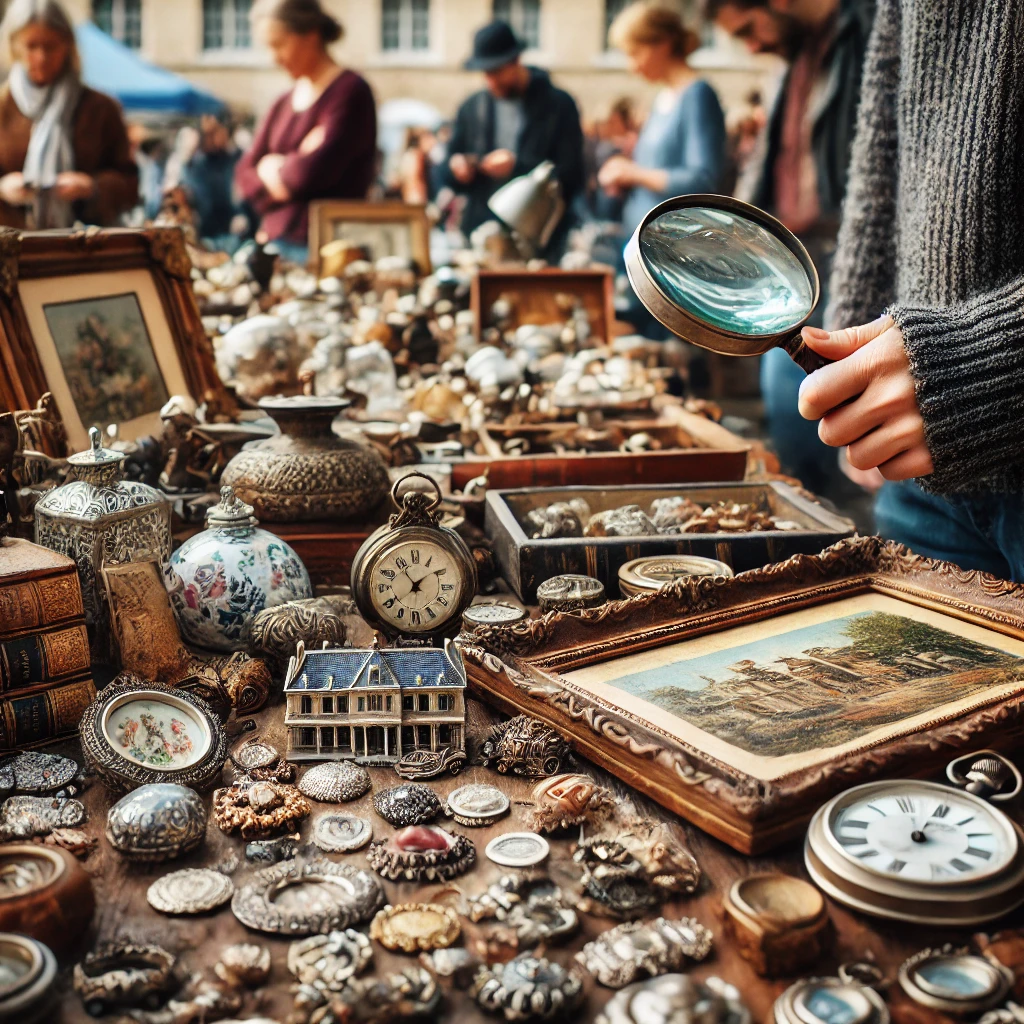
[827,782,1016,884]
[371,541,464,633]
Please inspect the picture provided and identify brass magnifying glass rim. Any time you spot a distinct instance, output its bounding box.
[624,193,821,356]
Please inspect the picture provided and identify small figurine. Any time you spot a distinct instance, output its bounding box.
[480,716,570,777]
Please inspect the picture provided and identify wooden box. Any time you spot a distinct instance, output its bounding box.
[450,406,749,491]
[485,481,856,602]
[471,267,616,344]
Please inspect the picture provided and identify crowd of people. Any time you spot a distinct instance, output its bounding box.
[0,0,1021,579]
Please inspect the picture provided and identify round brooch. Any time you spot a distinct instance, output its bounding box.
[228,738,294,784]
[370,903,461,953]
[147,869,234,916]
[231,857,385,936]
[298,761,371,803]
[312,814,373,854]
[445,784,510,827]
[373,783,441,827]
[212,781,310,840]
[366,825,476,882]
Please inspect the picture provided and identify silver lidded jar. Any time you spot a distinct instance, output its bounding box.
[34,427,171,662]
[220,395,389,522]
[168,485,313,653]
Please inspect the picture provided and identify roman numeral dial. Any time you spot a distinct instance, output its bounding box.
[370,541,464,633]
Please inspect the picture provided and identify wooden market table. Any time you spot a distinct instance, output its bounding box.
[50,614,1023,1023]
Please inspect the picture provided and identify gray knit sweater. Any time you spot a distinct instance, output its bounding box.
[826,0,1024,496]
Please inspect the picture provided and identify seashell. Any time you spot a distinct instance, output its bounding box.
[312,814,373,854]
[577,918,713,989]
[288,930,372,989]
[298,761,371,803]
[105,785,206,862]
[373,783,441,827]
[214,943,272,989]
[147,868,234,915]
[366,825,476,883]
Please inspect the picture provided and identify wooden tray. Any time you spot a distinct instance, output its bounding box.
[471,267,615,344]
[450,406,750,491]
[485,481,855,601]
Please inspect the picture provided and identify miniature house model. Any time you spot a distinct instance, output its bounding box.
[283,637,467,762]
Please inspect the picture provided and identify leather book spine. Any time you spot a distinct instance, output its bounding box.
[0,570,86,639]
[0,676,97,750]
[0,624,92,691]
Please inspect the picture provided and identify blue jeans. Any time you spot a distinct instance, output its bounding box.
[875,480,1024,581]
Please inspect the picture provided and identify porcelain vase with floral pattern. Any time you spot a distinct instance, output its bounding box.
[168,486,312,653]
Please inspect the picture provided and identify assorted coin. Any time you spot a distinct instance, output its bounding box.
[312,813,373,853]
[485,831,550,868]
[147,869,235,915]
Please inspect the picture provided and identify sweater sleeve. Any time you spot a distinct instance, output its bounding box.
[277,77,376,202]
[663,81,726,197]
[824,0,901,330]
[235,100,276,214]
[889,277,1024,495]
[84,96,138,225]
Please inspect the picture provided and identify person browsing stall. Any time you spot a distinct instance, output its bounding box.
[795,0,1024,579]
[0,0,137,229]
[445,19,584,261]
[236,0,376,265]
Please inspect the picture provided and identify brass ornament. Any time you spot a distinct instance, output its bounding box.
[370,903,461,953]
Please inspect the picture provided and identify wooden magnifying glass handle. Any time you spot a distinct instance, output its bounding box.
[782,333,833,374]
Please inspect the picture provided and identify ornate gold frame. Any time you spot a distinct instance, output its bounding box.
[308,200,432,276]
[462,537,1024,854]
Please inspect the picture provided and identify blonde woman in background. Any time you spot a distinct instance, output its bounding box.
[0,0,137,228]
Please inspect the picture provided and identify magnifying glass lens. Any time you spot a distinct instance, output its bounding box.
[639,206,816,337]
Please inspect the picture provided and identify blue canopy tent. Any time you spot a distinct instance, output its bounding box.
[76,22,224,116]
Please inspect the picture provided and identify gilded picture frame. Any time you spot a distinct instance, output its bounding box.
[0,226,225,452]
[308,200,432,276]
[461,536,1024,854]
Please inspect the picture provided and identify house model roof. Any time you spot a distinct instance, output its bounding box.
[284,639,466,693]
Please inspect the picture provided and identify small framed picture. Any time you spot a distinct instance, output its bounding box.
[309,200,432,276]
[0,227,224,452]
[464,536,1024,854]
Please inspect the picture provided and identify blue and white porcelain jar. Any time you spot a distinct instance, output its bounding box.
[168,486,312,653]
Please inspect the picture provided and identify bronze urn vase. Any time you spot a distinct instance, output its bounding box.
[221,396,389,522]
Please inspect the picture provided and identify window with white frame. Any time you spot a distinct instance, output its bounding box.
[203,0,253,51]
[604,0,631,48]
[493,0,540,50]
[437,693,452,712]
[381,0,430,52]
[93,0,142,49]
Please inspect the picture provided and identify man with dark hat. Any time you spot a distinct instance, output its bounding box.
[444,19,584,259]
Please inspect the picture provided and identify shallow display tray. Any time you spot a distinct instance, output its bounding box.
[485,480,855,601]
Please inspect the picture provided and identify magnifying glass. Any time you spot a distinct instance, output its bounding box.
[625,194,827,373]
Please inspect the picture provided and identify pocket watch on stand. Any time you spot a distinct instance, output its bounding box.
[351,473,477,645]
[805,750,1024,925]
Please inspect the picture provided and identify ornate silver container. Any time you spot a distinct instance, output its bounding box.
[105,784,207,862]
[34,428,171,660]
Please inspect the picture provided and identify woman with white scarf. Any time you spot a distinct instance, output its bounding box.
[0,0,137,229]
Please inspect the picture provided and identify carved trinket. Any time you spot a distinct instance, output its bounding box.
[526,774,612,833]
[394,746,467,780]
[288,930,373,988]
[597,974,751,1024]
[481,715,570,777]
[445,783,510,827]
[585,505,659,538]
[617,821,701,895]
[0,752,81,797]
[73,943,177,1018]
[472,953,584,1022]
[0,934,58,1024]
[577,917,713,988]
[373,783,441,827]
[105,784,207,862]
[214,944,272,989]
[231,857,385,936]
[146,869,234,915]
[313,813,373,853]
[212,781,311,839]
[250,596,348,671]
[228,738,294,784]
[468,876,578,947]
[524,502,585,540]
[485,832,550,869]
[617,554,732,597]
[246,834,300,865]
[370,903,461,953]
[299,760,371,803]
[535,574,606,613]
[292,966,441,1024]
[366,825,476,882]
[723,873,830,978]
[573,837,662,919]
[0,795,85,840]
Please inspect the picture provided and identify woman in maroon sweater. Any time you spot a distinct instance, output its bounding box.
[237,0,376,263]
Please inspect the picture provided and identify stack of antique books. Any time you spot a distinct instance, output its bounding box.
[0,538,95,748]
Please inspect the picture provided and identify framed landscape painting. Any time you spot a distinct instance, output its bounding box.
[0,227,225,452]
[462,536,1024,853]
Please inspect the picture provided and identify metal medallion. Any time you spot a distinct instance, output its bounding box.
[445,784,510,827]
[147,868,235,915]
[485,832,550,868]
[312,814,373,854]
